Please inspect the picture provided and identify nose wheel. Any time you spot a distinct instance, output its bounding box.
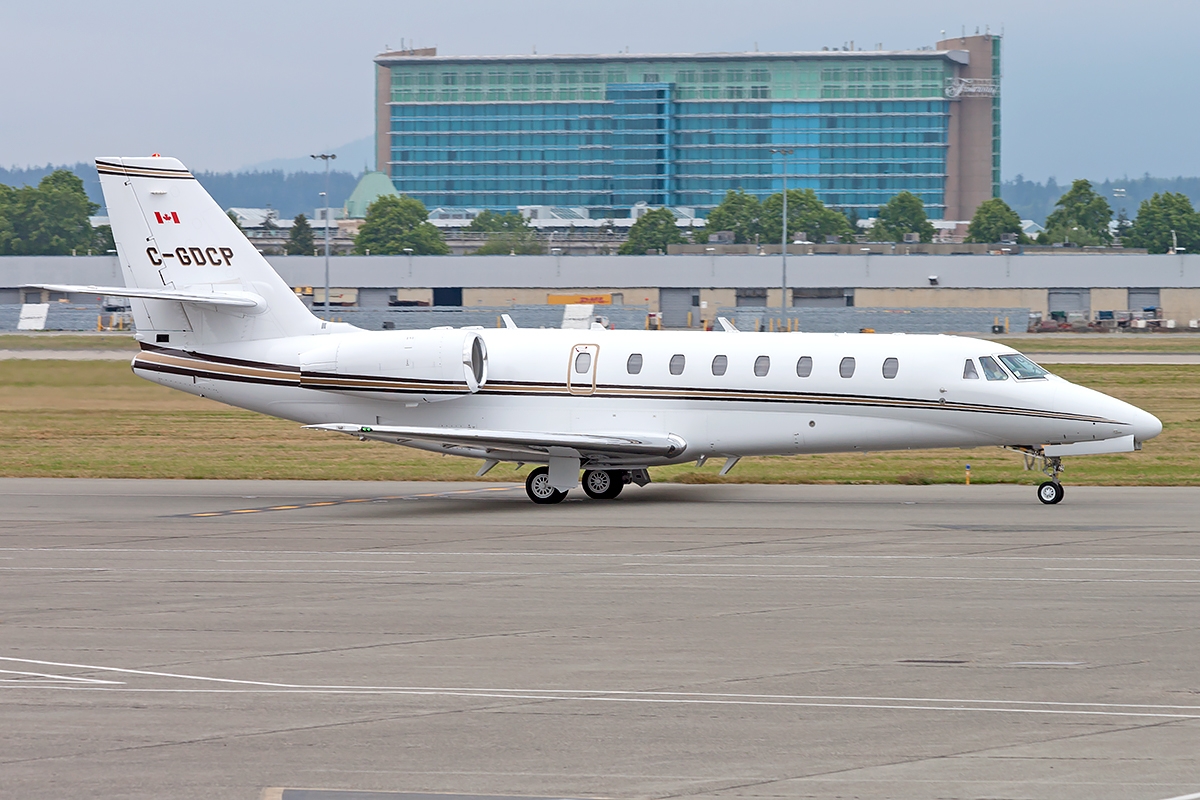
[1037,481,1065,505]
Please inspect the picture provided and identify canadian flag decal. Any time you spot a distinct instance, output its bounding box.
[154,211,181,224]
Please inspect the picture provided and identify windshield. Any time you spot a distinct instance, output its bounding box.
[998,353,1049,380]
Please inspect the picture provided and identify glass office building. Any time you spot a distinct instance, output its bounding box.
[375,36,1000,220]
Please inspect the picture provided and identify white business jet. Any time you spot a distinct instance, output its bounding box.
[31,157,1162,505]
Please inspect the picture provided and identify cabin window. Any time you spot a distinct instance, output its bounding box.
[754,355,770,376]
[963,359,979,379]
[627,353,643,374]
[669,354,686,375]
[711,355,728,376]
[882,357,899,379]
[839,357,856,378]
[979,355,1008,381]
[998,353,1049,380]
[574,352,592,373]
[796,356,813,377]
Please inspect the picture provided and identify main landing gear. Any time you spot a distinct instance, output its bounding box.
[523,467,647,504]
[581,469,625,500]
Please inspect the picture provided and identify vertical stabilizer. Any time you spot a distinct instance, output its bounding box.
[96,156,323,345]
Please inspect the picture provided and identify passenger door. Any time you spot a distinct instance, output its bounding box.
[567,344,600,395]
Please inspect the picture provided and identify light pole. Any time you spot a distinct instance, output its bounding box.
[769,148,794,311]
[311,153,336,320]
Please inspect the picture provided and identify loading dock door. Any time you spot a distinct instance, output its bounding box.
[1048,288,1091,314]
[660,288,699,328]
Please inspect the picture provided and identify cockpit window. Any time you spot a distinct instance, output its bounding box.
[978,355,1008,381]
[998,353,1050,380]
[963,359,979,379]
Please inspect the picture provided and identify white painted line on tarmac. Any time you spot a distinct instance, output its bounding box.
[4,657,1200,720]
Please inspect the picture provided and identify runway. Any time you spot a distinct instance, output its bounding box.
[3,479,1200,800]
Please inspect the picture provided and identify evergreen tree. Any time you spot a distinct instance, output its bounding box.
[1042,179,1112,244]
[286,213,315,255]
[618,208,685,254]
[1124,192,1200,254]
[873,191,936,243]
[353,195,449,255]
[965,197,1028,244]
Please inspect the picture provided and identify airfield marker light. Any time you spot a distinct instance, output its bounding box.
[965,464,971,485]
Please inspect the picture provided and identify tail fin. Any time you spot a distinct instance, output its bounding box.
[97,156,323,345]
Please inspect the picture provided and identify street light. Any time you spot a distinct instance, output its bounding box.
[311,153,336,320]
[769,148,795,311]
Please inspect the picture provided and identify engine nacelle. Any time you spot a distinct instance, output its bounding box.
[299,328,487,403]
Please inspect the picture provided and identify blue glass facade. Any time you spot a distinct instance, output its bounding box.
[380,53,971,219]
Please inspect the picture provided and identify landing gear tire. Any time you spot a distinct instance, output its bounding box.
[1037,481,1065,505]
[582,469,624,500]
[526,466,567,505]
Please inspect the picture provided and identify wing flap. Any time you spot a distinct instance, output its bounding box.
[307,423,687,459]
[25,283,264,309]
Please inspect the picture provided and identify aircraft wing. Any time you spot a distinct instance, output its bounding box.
[26,283,264,309]
[307,423,687,460]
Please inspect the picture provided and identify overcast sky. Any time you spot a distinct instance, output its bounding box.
[4,0,1197,181]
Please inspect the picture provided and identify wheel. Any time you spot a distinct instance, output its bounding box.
[525,466,567,505]
[582,469,624,500]
[1037,481,1065,505]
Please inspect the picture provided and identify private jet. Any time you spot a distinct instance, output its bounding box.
[30,157,1163,505]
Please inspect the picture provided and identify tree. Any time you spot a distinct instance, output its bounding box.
[227,210,244,232]
[703,190,762,244]
[618,207,685,254]
[1123,192,1200,254]
[353,194,449,255]
[92,224,115,255]
[286,213,315,255]
[759,189,853,244]
[1042,179,1112,244]
[965,197,1029,244]
[466,210,529,233]
[467,209,543,254]
[0,170,99,255]
[873,191,936,243]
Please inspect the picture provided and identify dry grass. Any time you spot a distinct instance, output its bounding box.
[0,334,139,351]
[1,360,1196,484]
[989,335,1200,354]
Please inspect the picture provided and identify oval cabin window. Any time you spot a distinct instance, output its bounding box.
[796,356,813,378]
[574,352,592,373]
[754,355,770,377]
[839,357,856,378]
[669,354,686,375]
[711,355,728,376]
[882,357,899,379]
[626,353,643,375]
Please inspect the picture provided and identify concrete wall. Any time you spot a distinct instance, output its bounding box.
[1162,289,1200,323]
[857,288,1050,316]
[1091,288,1129,315]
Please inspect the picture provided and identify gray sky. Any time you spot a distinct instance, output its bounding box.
[4,0,1197,181]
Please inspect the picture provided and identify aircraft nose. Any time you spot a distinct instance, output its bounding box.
[1133,407,1163,443]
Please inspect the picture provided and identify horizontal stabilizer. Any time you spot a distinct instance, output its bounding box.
[25,283,265,310]
[307,423,687,459]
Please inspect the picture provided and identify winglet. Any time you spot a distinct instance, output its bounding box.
[501,314,518,329]
[716,317,738,332]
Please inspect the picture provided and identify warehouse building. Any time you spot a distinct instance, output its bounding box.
[374,34,1001,221]
[5,253,1199,331]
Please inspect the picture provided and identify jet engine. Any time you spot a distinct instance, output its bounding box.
[299,328,487,402]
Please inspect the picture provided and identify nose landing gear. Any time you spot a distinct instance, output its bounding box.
[1031,452,1066,505]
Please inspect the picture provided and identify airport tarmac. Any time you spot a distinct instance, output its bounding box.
[2,479,1200,800]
